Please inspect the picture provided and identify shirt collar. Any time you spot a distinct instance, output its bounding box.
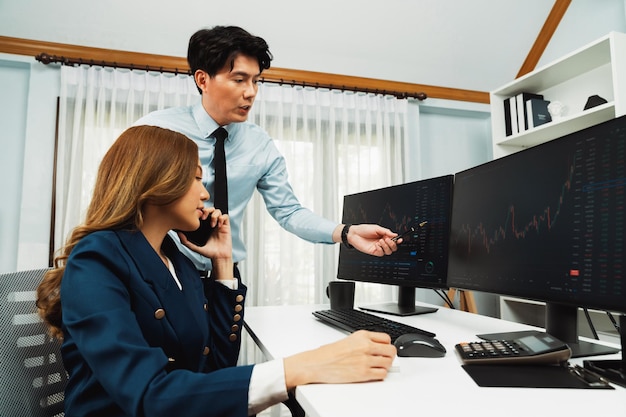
[192,102,230,141]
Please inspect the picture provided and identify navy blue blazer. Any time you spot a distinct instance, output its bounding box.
[60,230,253,417]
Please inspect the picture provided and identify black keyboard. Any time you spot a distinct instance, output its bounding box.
[312,308,435,342]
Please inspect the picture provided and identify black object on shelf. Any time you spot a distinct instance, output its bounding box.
[583,94,608,110]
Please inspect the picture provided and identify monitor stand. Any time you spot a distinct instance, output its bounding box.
[477,303,620,358]
[359,285,438,317]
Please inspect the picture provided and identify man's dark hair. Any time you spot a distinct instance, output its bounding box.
[188,26,273,93]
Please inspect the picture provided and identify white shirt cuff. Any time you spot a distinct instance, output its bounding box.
[248,359,288,415]
[216,278,238,290]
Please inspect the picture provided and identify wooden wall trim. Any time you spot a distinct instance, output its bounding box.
[517,0,571,78]
[0,35,490,104]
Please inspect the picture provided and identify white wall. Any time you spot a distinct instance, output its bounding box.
[541,0,626,67]
[0,60,29,273]
[0,56,59,274]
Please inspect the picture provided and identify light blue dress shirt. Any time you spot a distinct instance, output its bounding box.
[135,102,338,270]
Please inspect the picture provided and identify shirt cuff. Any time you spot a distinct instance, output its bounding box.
[216,278,238,290]
[248,360,288,415]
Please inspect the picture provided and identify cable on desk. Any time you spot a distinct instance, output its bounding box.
[434,289,455,309]
[583,308,599,340]
[606,311,621,335]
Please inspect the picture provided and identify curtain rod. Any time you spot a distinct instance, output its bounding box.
[35,52,427,100]
[0,36,490,103]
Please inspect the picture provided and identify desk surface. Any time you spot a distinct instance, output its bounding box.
[244,302,624,417]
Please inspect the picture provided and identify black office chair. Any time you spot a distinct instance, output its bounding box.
[0,268,67,417]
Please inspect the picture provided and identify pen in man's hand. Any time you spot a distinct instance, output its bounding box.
[392,221,428,242]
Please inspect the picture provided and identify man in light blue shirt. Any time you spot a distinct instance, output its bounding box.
[136,26,401,271]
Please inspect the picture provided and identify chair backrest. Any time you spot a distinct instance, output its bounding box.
[0,268,67,417]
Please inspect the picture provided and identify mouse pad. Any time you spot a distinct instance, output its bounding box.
[462,364,613,389]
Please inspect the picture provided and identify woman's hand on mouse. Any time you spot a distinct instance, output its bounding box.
[282,330,396,389]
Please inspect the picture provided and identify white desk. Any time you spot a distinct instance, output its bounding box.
[244,302,625,417]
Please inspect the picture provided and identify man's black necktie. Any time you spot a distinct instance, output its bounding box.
[212,127,229,214]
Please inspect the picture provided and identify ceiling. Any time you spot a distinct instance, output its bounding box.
[299,0,622,95]
[0,1,624,98]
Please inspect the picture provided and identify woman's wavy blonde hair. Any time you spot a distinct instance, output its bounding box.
[36,125,199,339]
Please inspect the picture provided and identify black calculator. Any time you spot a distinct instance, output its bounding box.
[455,333,571,365]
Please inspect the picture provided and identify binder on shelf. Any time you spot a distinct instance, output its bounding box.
[503,97,513,136]
[505,96,518,136]
[526,98,552,129]
[516,92,544,132]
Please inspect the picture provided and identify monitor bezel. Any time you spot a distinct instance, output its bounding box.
[337,175,454,315]
[446,115,626,358]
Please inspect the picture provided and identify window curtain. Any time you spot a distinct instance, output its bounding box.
[54,66,198,252]
[243,83,407,307]
[56,66,410,309]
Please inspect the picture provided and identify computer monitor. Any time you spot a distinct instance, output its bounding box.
[447,115,626,361]
[337,175,454,316]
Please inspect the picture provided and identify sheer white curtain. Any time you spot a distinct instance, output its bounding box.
[55,66,409,307]
[54,66,198,252]
[243,83,408,308]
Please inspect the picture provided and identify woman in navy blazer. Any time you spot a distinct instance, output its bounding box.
[36,125,396,417]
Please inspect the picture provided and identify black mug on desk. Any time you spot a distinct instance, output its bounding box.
[326,280,355,310]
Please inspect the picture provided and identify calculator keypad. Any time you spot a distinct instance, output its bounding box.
[455,336,571,365]
[457,340,523,360]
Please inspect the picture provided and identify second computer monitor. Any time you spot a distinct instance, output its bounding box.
[337,175,454,316]
[447,115,626,357]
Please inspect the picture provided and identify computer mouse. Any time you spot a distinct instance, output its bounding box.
[393,333,447,358]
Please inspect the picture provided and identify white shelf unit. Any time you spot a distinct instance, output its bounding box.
[490,31,626,158]
[489,32,626,342]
